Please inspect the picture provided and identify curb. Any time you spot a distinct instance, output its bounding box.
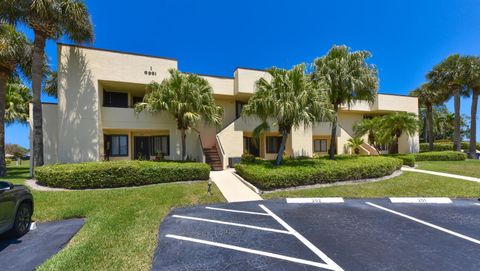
[231,171,263,195]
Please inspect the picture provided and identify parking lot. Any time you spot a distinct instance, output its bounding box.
[0,218,84,271]
[153,198,480,270]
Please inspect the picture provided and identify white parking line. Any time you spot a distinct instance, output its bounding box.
[172,215,291,234]
[286,198,344,204]
[475,203,480,206]
[205,206,270,216]
[166,234,334,270]
[259,204,344,271]
[366,202,480,245]
[389,197,452,204]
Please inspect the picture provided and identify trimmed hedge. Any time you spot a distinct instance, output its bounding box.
[420,142,480,152]
[414,151,467,161]
[35,160,210,189]
[383,154,416,167]
[235,156,403,190]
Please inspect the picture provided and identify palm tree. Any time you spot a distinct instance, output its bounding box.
[463,56,480,158]
[0,0,94,167]
[381,112,419,154]
[347,137,364,155]
[353,117,382,147]
[43,70,57,97]
[135,69,223,161]
[242,64,331,166]
[6,77,32,124]
[0,23,31,176]
[427,54,469,151]
[409,82,448,151]
[312,45,378,159]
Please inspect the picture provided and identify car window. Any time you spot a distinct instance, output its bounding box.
[0,181,11,189]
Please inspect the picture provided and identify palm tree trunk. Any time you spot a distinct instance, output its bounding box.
[0,73,7,177]
[181,129,187,161]
[426,104,434,151]
[275,129,288,166]
[453,88,461,152]
[329,104,339,160]
[32,31,46,167]
[469,87,478,159]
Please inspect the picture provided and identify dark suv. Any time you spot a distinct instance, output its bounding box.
[0,181,33,237]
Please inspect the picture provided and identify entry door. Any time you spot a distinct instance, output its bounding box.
[134,137,150,160]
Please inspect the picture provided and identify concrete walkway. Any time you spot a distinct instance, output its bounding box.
[402,167,480,183]
[210,169,263,202]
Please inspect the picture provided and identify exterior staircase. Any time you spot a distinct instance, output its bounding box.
[361,142,379,155]
[204,147,223,171]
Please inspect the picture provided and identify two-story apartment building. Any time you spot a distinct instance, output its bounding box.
[31,44,419,170]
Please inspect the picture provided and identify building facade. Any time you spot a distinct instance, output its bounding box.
[30,44,419,169]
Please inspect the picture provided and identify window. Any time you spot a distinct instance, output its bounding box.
[103,91,128,108]
[243,137,259,156]
[235,101,246,118]
[150,136,169,156]
[266,136,282,153]
[313,139,328,153]
[105,135,128,156]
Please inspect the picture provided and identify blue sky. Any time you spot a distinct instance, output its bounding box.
[6,0,480,148]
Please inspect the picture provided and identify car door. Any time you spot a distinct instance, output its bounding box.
[0,182,16,233]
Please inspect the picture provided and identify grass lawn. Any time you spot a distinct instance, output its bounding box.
[5,163,225,271]
[416,159,480,178]
[264,171,480,199]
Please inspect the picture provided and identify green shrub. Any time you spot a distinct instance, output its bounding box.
[235,156,403,190]
[35,160,210,189]
[420,142,480,152]
[414,151,467,161]
[241,152,256,163]
[383,154,415,167]
[5,158,12,165]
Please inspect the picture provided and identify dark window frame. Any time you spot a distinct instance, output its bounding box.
[266,136,282,154]
[132,96,144,107]
[105,134,129,157]
[149,135,170,156]
[103,90,129,108]
[235,101,246,118]
[313,139,328,153]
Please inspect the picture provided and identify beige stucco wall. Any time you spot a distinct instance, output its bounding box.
[234,68,272,94]
[201,75,234,96]
[290,124,313,157]
[55,44,178,163]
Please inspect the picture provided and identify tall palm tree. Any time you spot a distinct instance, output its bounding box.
[463,56,480,158]
[135,69,223,161]
[242,64,331,166]
[6,77,32,124]
[409,82,448,151]
[0,0,94,167]
[427,54,469,151]
[381,112,419,154]
[0,23,31,176]
[312,45,378,159]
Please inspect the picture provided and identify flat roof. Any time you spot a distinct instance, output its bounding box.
[57,43,178,61]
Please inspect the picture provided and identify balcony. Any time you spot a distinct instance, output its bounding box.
[101,107,176,130]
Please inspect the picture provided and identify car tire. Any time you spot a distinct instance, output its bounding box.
[11,202,32,237]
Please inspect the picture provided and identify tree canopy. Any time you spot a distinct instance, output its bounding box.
[242,64,331,165]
